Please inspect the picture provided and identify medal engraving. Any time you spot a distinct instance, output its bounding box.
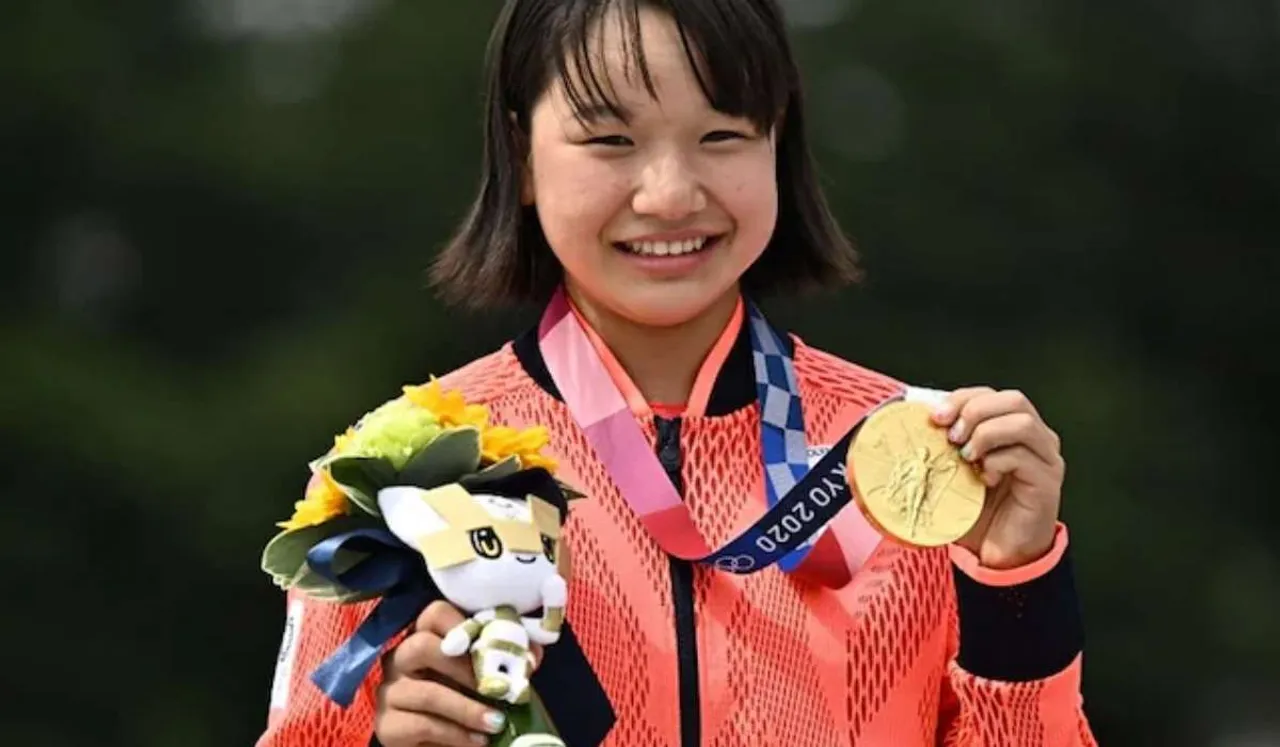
[848,401,985,547]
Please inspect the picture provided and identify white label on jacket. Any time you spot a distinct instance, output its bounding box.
[269,600,304,710]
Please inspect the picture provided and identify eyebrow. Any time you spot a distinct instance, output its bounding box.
[569,100,633,126]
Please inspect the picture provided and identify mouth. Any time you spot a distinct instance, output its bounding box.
[613,234,724,258]
[515,554,537,564]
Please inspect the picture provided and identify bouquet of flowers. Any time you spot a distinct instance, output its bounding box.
[261,379,580,747]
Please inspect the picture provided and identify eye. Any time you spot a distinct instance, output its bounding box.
[584,134,634,147]
[469,527,504,559]
[541,534,556,563]
[702,130,748,143]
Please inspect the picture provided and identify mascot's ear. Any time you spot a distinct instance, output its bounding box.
[462,467,567,522]
[377,485,450,547]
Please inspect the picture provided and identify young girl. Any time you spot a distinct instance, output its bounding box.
[258,0,1095,745]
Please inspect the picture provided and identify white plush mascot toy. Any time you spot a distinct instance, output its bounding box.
[378,468,569,711]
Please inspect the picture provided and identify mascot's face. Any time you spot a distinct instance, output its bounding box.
[378,483,562,613]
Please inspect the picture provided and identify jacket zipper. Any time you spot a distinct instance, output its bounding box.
[655,416,699,747]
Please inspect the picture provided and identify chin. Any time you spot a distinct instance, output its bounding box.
[593,268,747,327]
[604,280,742,328]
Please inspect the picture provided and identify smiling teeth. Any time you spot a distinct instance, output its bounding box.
[624,237,709,256]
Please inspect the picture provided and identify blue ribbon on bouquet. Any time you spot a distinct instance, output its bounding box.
[304,529,438,707]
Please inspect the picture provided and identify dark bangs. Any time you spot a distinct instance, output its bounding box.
[509,0,794,133]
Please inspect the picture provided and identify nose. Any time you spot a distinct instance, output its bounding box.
[631,150,707,220]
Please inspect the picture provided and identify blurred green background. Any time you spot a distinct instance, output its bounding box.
[3,0,1277,745]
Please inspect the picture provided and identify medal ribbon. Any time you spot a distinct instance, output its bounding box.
[746,301,820,572]
[538,286,897,576]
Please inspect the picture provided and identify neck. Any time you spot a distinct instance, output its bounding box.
[565,284,739,406]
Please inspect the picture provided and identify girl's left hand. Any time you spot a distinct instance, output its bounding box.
[930,387,1065,570]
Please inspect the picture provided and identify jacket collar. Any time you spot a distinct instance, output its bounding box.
[511,304,793,418]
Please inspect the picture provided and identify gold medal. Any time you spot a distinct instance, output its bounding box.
[847,401,985,547]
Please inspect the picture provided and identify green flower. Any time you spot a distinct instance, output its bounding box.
[336,396,443,470]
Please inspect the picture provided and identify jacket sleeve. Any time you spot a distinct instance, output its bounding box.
[937,524,1098,747]
[255,590,385,747]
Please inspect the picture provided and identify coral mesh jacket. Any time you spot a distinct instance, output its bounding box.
[257,302,1096,747]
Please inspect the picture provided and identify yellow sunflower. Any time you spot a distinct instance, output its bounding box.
[481,424,558,472]
[403,379,490,429]
[403,379,558,471]
[278,468,351,531]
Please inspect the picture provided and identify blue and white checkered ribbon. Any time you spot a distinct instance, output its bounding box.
[746,302,817,572]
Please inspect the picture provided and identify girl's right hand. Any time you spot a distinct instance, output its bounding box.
[374,601,513,747]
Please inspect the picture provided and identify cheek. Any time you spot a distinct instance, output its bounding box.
[711,154,778,247]
[430,566,467,603]
[532,152,628,253]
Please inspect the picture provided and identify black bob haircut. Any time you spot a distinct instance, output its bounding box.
[431,0,861,309]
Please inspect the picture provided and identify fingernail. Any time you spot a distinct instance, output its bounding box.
[933,402,955,420]
[484,711,506,733]
[948,419,966,443]
[960,442,975,461]
[472,733,490,745]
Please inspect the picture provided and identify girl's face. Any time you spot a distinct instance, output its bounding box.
[524,7,778,329]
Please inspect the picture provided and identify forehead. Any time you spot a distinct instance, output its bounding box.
[510,0,790,135]
[548,6,709,121]
[472,493,532,522]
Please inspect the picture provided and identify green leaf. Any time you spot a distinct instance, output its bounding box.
[460,455,521,487]
[274,514,417,604]
[262,524,327,585]
[327,456,397,515]
[397,426,482,490]
[260,513,377,584]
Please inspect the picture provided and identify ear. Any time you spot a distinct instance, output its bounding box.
[519,150,535,206]
[377,485,446,548]
[520,167,534,206]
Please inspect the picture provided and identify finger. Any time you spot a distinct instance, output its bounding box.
[383,630,478,691]
[929,386,996,427]
[957,412,1060,466]
[530,642,544,670]
[944,389,1041,445]
[416,600,468,636]
[977,444,1064,489]
[374,708,491,747]
[384,678,509,738]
